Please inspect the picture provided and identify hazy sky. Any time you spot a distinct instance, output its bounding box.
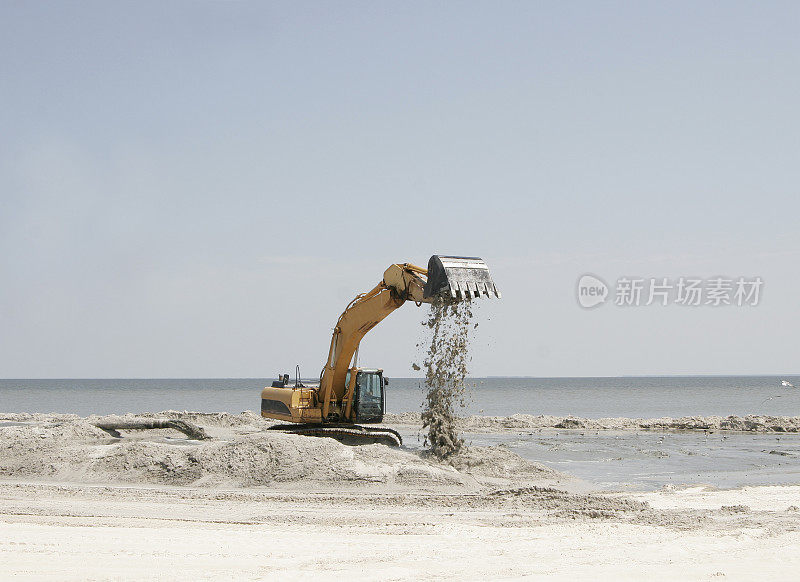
[2,1,799,378]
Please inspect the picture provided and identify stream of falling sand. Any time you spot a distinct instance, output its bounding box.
[420,296,474,459]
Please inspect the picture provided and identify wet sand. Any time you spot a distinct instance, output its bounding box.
[1,411,799,580]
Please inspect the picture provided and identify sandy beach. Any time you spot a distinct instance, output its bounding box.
[1,411,799,580]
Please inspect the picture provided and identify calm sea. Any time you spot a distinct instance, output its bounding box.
[1,376,798,418]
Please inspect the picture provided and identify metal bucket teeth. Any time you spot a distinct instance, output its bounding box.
[423,255,501,300]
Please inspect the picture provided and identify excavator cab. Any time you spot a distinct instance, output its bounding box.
[352,369,385,423]
[343,369,385,423]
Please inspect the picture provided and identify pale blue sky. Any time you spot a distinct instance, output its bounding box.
[2,1,799,377]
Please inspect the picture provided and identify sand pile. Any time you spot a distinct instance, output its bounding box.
[0,413,569,491]
[383,412,800,433]
[121,410,265,428]
[448,445,563,482]
[92,432,469,488]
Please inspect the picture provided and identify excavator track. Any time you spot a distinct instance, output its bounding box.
[268,423,403,447]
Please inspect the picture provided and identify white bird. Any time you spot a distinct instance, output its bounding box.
[781,380,794,388]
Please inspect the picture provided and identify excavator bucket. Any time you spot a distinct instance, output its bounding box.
[423,255,501,300]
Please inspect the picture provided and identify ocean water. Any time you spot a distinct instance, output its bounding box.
[395,426,800,491]
[1,375,799,418]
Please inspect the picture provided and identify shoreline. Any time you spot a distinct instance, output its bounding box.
[5,410,800,433]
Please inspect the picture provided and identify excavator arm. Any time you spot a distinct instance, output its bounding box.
[317,263,431,421]
[318,257,500,422]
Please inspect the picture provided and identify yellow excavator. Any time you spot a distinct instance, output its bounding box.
[261,255,500,446]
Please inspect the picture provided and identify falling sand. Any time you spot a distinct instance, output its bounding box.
[420,296,474,459]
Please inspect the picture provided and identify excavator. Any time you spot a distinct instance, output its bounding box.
[261,255,500,446]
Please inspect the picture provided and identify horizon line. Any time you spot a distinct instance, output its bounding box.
[1,373,799,381]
